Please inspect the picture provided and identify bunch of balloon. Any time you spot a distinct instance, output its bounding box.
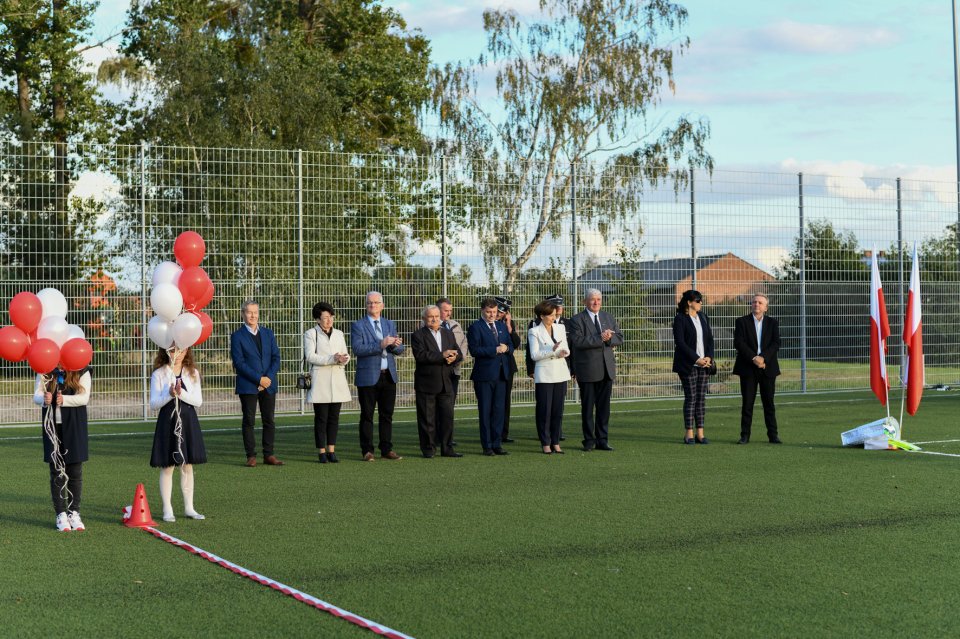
[0,288,94,374]
[147,230,215,354]
[0,288,94,501]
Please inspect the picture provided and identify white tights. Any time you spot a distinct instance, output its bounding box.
[159,464,204,520]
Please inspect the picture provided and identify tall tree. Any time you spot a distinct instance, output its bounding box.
[776,219,865,282]
[430,0,711,293]
[0,0,110,284]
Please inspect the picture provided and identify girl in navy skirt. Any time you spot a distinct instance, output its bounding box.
[150,348,206,522]
[33,367,91,532]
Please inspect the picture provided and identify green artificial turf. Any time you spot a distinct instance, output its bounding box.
[3,390,960,637]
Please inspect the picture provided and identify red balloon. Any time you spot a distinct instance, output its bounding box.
[174,231,206,268]
[193,311,213,346]
[60,338,93,371]
[27,338,60,374]
[194,280,215,311]
[9,292,42,334]
[0,326,30,362]
[178,266,211,309]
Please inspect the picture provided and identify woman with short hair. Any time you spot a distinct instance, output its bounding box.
[304,302,351,463]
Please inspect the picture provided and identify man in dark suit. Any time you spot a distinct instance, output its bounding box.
[568,288,623,451]
[733,293,782,444]
[494,296,521,443]
[412,305,463,458]
[350,291,405,461]
[466,297,515,456]
[230,299,283,466]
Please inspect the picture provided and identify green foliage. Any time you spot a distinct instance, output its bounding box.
[776,219,865,282]
[111,0,430,152]
[431,0,712,292]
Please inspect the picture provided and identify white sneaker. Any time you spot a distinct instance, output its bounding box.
[162,513,176,522]
[67,511,85,531]
[184,511,205,520]
[55,512,72,532]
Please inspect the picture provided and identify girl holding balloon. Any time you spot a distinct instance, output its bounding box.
[150,347,207,522]
[32,366,92,532]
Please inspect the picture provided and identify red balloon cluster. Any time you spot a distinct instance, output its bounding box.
[1,290,94,374]
[148,230,216,350]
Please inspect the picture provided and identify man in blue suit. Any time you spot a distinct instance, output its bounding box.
[466,297,515,456]
[230,300,283,467]
[350,291,405,462]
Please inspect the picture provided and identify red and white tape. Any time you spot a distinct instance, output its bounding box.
[141,526,414,639]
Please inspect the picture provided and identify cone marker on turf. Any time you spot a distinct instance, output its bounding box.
[123,483,157,528]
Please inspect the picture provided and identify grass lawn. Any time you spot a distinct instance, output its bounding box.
[3,389,960,637]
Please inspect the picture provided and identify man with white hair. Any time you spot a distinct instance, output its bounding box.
[568,289,623,451]
[411,305,463,457]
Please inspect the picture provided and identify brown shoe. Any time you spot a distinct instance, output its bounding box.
[263,455,284,466]
[381,451,403,460]
[363,452,376,462]
[245,456,257,467]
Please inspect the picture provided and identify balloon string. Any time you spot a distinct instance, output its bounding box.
[168,347,186,467]
[41,374,73,509]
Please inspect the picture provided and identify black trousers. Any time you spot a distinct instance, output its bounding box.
[358,372,397,455]
[312,402,342,449]
[415,389,454,454]
[739,369,778,440]
[240,391,277,457]
[679,368,709,430]
[535,382,567,446]
[580,376,613,447]
[49,462,82,513]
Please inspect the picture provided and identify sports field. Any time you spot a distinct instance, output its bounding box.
[3,390,960,637]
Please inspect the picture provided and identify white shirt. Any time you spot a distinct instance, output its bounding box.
[430,327,443,352]
[753,315,764,355]
[367,315,389,369]
[691,314,705,359]
[33,372,92,424]
[150,365,203,410]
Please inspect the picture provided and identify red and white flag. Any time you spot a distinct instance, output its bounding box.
[903,243,924,415]
[869,249,891,405]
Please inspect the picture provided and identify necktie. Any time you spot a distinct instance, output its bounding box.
[442,321,450,330]
[489,322,497,339]
[594,314,602,335]
[373,319,383,339]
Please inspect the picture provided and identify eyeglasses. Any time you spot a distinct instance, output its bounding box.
[692,299,703,304]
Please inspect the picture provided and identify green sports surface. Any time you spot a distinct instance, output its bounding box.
[3,390,960,637]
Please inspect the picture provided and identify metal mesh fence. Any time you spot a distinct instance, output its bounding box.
[2,140,958,424]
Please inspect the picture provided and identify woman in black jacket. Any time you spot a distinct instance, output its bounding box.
[672,290,715,445]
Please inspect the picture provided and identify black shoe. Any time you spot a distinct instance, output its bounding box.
[683,437,695,445]
[695,437,709,445]
[560,436,566,441]
[422,451,435,458]
[596,443,614,451]
[502,437,515,443]
[737,437,749,445]
[493,447,510,455]
[441,451,463,458]
[327,452,339,463]
[318,453,327,463]
[551,447,565,455]
[769,436,783,444]
[583,445,595,452]
[483,449,495,456]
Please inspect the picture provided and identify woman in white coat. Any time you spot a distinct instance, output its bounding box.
[304,302,352,463]
[528,300,572,454]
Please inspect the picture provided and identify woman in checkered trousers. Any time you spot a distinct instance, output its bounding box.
[672,290,714,445]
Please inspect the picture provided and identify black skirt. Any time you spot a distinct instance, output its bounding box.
[151,400,207,467]
[41,406,89,464]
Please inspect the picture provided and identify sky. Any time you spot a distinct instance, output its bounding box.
[87,0,958,181]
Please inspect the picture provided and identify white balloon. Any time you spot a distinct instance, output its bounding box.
[152,261,183,288]
[150,283,183,321]
[37,288,68,320]
[147,315,175,350]
[66,324,85,341]
[37,316,70,347]
[172,313,202,349]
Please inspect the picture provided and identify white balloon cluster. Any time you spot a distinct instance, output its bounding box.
[148,262,202,350]
[36,288,86,347]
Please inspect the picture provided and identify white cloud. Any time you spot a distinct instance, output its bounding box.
[751,20,900,55]
[780,159,956,205]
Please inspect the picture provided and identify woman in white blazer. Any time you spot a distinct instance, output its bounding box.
[528,300,572,454]
[304,302,352,463]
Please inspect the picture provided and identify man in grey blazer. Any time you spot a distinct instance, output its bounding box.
[568,289,624,451]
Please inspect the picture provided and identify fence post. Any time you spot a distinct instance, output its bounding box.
[298,149,305,416]
[897,177,904,385]
[140,142,149,420]
[571,161,579,403]
[799,172,807,393]
[690,168,697,289]
[440,155,447,298]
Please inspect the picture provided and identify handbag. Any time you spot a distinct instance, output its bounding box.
[296,327,319,390]
[706,360,718,376]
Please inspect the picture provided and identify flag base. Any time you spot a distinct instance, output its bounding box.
[887,438,921,451]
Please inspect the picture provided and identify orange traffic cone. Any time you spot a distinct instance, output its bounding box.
[123,483,157,528]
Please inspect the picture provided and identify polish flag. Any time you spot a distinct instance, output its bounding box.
[903,243,924,415]
[869,249,890,405]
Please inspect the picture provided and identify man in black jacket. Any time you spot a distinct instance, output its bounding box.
[732,294,782,444]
